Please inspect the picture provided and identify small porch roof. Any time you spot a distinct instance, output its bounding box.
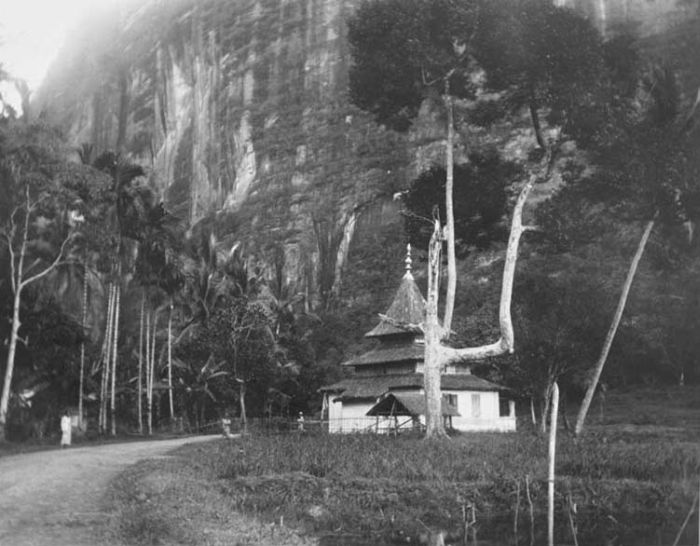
[366,392,460,417]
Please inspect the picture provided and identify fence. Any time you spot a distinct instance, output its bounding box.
[213,416,427,436]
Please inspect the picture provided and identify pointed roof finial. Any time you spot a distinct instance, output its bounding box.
[404,243,412,277]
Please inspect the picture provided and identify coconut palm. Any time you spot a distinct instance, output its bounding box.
[90,151,148,434]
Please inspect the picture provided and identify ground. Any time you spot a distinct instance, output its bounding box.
[0,435,215,546]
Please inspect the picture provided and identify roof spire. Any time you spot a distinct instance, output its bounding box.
[404,243,413,278]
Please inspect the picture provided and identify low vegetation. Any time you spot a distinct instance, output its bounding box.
[106,388,700,546]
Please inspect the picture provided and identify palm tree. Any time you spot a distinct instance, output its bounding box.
[91,151,148,434]
[134,198,183,433]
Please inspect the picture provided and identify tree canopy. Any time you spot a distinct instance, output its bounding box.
[348,0,477,132]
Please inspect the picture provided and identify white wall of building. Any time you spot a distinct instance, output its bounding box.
[448,390,516,432]
[327,389,516,433]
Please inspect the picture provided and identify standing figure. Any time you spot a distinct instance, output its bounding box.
[297,411,305,432]
[221,414,232,438]
[60,411,72,447]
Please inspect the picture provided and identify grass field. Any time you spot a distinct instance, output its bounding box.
[106,386,700,545]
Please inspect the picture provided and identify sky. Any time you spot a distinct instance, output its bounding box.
[0,0,136,110]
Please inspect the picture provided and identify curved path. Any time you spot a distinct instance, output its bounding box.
[0,435,218,546]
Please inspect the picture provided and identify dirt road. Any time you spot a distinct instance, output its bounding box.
[0,435,218,546]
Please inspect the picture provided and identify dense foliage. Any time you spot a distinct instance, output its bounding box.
[2,0,700,440]
[403,153,517,255]
[348,0,477,132]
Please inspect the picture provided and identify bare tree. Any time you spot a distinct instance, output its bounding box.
[422,161,547,437]
[574,218,655,435]
[0,180,81,441]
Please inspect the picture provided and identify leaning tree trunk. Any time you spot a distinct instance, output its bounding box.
[239,381,247,434]
[100,284,115,434]
[0,186,32,443]
[110,283,120,436]
[0,286,24,443]
[574,218,655,436]
[547,382,560,546]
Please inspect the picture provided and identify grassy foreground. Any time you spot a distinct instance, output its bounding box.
[106,387,700,545]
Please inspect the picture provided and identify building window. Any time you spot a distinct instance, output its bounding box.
[445,394,457,409]
[499,398,510,417]
[471,394,481,418]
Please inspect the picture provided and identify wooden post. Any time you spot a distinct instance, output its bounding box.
[548,382,560,546]
[525,475,534,546]
[514,479,520,546]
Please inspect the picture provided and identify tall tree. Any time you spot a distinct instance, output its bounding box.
[572,64,700,434]
[135,199,183,426]
[0,121,95,441]
[349,0,477,334]
[348,0,541,436]
[474,0,615,149]
[208,297,277,433]
[91,152,148,434]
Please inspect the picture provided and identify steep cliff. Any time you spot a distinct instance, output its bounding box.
[558,0,696,36]
[35,0,696,310]
[36,0,413,309]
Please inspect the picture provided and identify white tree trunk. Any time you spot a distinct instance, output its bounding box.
[547,382,560,546]
[138,292,144,434]
[239,381,247,434]
[167,301,174,421]
[574,218,655,436]
[439,174,537,365]
[443,90,457,334]
[100,284,115,434]
[423,173,539,438]
[424,219,446,437]
[1,184,75,441]
[146,309,152,436]
[0,288,23,442]
[110,284,120,436]
[147,310,158,435]
[78,258,89,430]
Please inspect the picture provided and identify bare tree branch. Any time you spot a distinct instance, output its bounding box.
[20,230,76,289]
[441,169,539,363]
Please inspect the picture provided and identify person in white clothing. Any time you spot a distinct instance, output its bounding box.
[60,411,72,447]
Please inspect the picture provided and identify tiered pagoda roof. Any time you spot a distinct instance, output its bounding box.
[343,245,425,369]
[321,373,507,400]
[364,248,425,338]
[321,245,506,403]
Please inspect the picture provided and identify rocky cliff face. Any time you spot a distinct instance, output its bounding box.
[38,0,415,309]
[558,0,696,36]
[35,0,694,309]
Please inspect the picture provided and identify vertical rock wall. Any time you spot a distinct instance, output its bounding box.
[35,0,695,309]
[556,0,695,36]
[38,0,410,309]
